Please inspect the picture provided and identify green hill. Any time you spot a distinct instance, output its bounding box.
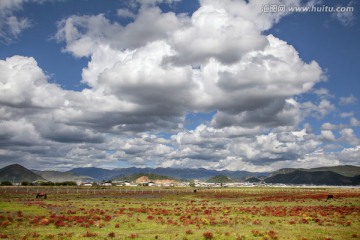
[271,165,360,177]
[265,170,359,185]
[0,164,46,183]
[310,165,360,177]
[206,175,233,183]
[246,177,261,183]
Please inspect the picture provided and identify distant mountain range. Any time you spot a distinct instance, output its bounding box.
[0,164,266,183]
[32,170,93,183]
[0,164,359,186]
[112,173,176,182]
[69,167,266,181]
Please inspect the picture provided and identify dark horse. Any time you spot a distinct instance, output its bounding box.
[326,194,334,200]
[36,192,47,199]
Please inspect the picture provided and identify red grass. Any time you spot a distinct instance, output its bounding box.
[82,231,97,237]
[203,231,214,239]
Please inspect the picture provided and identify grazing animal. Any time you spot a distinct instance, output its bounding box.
[36,192,47,199]
[327,194,334,200]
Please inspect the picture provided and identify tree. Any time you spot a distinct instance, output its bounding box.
[0,181,13,186]
[189,180,195,188]
[21,181,30,186]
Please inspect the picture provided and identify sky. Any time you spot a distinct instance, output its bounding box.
[0,0,359,172]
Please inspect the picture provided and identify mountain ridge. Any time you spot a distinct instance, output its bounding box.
[1,164,360,185]
[112,173,177,182]
[68,166,266,181]
[0,164,46,183]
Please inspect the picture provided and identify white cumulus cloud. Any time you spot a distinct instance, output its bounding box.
[1,0,358,171]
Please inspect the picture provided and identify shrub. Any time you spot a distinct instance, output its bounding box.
[203,231,213,240]
[267,230,278,240]
[31,232,40,238]
[251,230,261,237]
[0,181,12,186]
[127,233,139,238]
[0,234,9,239]
[83,231,97,237]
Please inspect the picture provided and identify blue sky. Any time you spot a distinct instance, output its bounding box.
[0,0,359,171]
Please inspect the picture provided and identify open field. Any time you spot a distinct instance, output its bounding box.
[0,186,359,240]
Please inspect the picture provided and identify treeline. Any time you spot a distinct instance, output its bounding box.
[0,181,77,186]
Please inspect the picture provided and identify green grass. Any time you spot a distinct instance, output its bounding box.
[0,187,359,239]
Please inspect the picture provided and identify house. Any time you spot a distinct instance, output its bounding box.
[101,182,112,187]
[81,183,93,187]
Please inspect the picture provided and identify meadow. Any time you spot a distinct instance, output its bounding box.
[0,186,359,240]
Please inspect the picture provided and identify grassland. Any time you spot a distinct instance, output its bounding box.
[0,186,359,239]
